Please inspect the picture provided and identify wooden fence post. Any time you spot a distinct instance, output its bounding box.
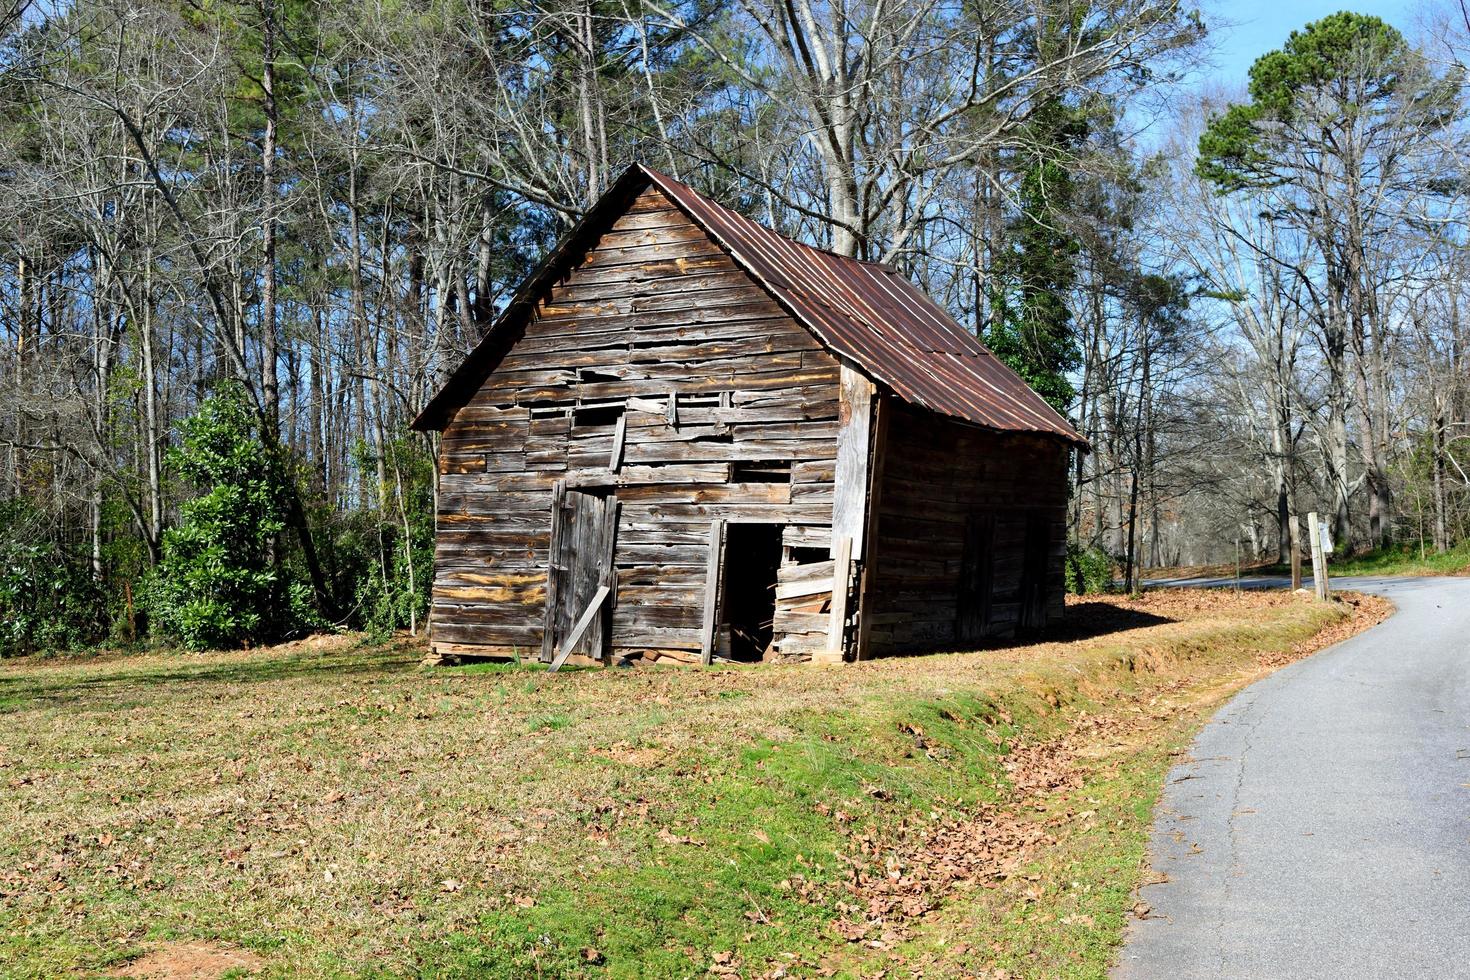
[1307,511,1328,601]
[1289,513,1303,591]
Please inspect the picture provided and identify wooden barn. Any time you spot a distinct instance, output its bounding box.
[411,165,1086,667]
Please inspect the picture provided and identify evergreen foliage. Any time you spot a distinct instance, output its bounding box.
[1066,542,1115,595]
[0,502,109,656]
[988,99,1087,413]
[1196,13,1441,190]
[144,383,310,650]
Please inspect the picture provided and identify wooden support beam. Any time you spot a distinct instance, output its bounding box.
[1308,511,1331,600]
[817,535,852,664]
[700,519,725,665]
[547,585,612,673]
[608,412,627,471]
[832,364,874,559]
[853,394,889,661]
[540,480,567,663]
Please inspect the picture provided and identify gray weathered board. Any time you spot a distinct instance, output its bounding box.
[431,185,841,661]
[426,182,1071,665]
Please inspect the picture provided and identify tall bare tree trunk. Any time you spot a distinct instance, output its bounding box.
[348,170,387,505]
[140,250,163,563]
[259,0,280,434]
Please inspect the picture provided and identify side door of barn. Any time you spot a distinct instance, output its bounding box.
[1018,512,1052,632]
[957,509,996,643]
[541,485,619,663]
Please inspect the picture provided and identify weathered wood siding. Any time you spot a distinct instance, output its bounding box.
[862,400,1069,655]
[432,185,841,660]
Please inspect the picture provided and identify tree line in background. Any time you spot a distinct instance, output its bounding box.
[0,0,1465,653]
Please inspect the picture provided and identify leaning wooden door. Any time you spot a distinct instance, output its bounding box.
[542,487,619,663]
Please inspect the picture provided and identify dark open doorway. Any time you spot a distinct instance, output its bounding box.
[718,522,783,662]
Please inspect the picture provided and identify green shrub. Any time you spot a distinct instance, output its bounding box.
[0,502,108,656]
[144,383,311,650]
[1066,542,1115,595]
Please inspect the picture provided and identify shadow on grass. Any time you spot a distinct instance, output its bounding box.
[960,601,1174,653]
[0,644,419,714]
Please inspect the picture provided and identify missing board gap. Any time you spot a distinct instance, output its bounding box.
[573,400,625,428]
[731,460,791,483]
[527,399,574,418]
[786,545,827,566]
[578,368,621,384]
[682,392,723,407]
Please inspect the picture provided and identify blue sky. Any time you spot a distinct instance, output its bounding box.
[1204,0,1422,83]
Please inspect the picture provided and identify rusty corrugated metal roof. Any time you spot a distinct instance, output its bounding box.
[414,165,1084,446]
[643,166,1084,444]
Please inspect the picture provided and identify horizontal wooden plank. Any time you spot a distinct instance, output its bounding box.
[782,525,831,549]
[607,206,696,231]
[438,491,551,514]
[609,626,701,651]
[623,437,837,465]
[611,603,702,630]
[777,558,835,582]
[429,622,543,646]
[510,364,840,404]
[774,578,833,601]
[619,500,832,524]
[616,482,792,505]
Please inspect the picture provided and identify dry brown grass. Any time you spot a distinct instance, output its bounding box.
[0,589,1386,979]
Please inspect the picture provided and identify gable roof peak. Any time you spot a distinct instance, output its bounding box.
[414,163,1084,447]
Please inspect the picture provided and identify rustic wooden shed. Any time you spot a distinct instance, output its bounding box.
[412,165,1086,667]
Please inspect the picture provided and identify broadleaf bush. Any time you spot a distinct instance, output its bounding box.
[144,383,312,650]
[0,502,108,656]
[1066,542,1115,595]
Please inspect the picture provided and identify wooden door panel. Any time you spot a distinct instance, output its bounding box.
[543,487,618,662]
[957,510,996,643]
[1019,513,1050,633]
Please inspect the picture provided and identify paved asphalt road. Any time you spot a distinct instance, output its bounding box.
[1113,576,1470,979]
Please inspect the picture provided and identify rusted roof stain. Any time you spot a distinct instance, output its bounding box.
[414,165,1085,446]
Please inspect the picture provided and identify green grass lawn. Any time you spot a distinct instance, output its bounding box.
[0,592,1377,979]
[1253,540,1470,580]
[1322,541,1470,577]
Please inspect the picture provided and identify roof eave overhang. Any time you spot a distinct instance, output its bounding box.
[412,163,1089,451]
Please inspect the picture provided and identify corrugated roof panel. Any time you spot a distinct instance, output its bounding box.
[414,164,1084,446]
[644,167,1083,444]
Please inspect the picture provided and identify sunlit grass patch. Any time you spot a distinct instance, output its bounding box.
[1327,541,1470,577]
[0,591,1374,978]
